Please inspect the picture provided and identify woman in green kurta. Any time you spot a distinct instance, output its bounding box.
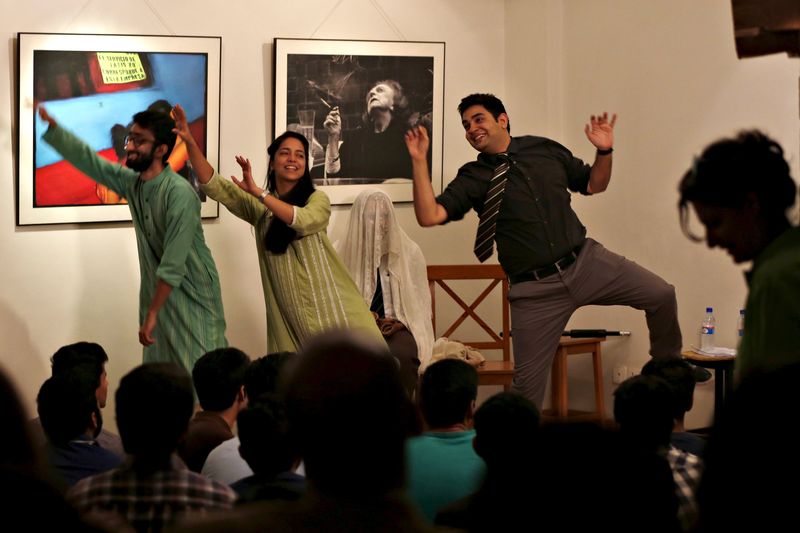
[173,105,384,352]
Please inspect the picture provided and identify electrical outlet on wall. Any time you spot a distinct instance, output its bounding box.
[613,365,627,384]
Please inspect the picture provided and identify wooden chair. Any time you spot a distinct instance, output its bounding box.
[427,264,514,388]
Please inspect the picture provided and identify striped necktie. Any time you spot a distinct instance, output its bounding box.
[474,154,511,262]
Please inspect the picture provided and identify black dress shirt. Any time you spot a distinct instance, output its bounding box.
[436,135,591,276]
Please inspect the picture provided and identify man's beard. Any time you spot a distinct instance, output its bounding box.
[125,148,156,172]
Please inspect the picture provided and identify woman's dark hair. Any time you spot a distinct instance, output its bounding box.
[264,131,316,254]
[678,130,796,241]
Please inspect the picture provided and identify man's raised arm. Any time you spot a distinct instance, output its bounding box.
[404,126,448,227]
[584,112,617,194]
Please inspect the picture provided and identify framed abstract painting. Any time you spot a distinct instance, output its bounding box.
[17,32,221,225]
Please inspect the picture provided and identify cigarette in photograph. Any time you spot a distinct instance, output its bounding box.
[319,97,332,109]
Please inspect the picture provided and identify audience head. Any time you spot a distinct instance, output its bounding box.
[473,392,539,470]
[116,363,194,460]
[237,394,295,477]
[51,342,109,408]
[282,330,414,496]
[192,347,251,412]
[457,93,511,133]
[419,358,478,429]
[533,420,678,532]
[641,357,695,421]
[37,366,101,447]
[613,374,675,449]
[698,363,800,531]
[678,130,796,262]
[0,366,40,472]
[243,352,294,399]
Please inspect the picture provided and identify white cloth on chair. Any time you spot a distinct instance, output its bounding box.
[429,337,486,367]
[337,189,435,371]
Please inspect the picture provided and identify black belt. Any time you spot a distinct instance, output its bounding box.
[508,243,584,284]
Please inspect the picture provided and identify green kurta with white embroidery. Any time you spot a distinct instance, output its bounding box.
[43,126,227,370]
[201,173,384,352]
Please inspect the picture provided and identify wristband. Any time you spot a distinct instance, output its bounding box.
[258,190,270,202]
[597,147,613,156]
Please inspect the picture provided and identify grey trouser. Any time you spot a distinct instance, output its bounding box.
[508,238,682,408]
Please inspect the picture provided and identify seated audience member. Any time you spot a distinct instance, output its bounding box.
[202,352,295,484]
[232,394,304,503]
[1,365,98,532]
[175,330,434,533]
[678,130,800,380]
[435,392,539,532]
[179,347,250,472]
[37,368,123,487]
[31,342,123,458]
[337,189,434,396]
[68,363,236,531]
[614,375,699,531]
[698,362,800,532]
[641,357,706,457]
[406,359,485,521]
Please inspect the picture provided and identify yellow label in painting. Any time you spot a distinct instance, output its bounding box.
[96,52,147,84]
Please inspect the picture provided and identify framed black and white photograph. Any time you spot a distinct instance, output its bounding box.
[17,32,221,225]
[274,38,445,205]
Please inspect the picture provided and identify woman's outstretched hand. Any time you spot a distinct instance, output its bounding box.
[231,155,262,197]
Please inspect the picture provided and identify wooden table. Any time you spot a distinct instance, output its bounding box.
[682,350,736,423]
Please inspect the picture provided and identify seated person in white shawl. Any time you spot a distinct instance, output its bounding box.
[337,189,434,395]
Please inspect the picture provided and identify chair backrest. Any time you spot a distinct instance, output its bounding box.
[427,264,510,363]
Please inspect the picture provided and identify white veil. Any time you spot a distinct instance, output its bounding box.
[337,189,434,372]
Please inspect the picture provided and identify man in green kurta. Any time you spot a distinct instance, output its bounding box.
[39,107,227,371]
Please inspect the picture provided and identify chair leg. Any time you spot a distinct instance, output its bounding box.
[552,347,568,418]
[592,343,605,421]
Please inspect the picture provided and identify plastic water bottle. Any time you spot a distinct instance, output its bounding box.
[700,307,716,350]
[737,309,745,338]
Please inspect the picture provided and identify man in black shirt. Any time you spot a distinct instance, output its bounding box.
[405,93,688,408]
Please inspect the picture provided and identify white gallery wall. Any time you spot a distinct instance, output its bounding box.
[1,0,797,430]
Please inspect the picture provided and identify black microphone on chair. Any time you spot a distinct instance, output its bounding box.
[562,329,631,338]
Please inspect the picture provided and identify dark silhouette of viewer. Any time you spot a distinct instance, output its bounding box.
[232,394,304,504]
[641,357,706,456]
[614,375,697,531]
[179,347,250,472]
[435,392,539,532]
[679,129,800,381]
[406,359,485,521]
[0,366,95,531]
[173,330,437,533]
[698,362,800,532]
[29,342,123,458]
[67,363,235,532]
[37,367,122,486]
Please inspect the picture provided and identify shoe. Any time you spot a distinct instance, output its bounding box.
[691,365,712,383]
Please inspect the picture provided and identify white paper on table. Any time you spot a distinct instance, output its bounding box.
[690,346,737,357]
